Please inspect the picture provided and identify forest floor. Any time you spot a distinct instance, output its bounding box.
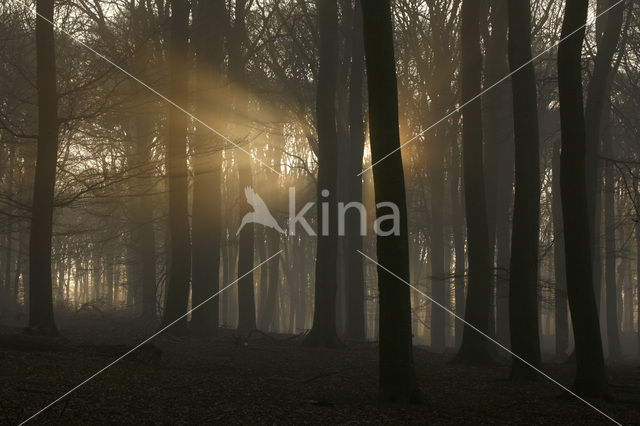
[0,313,639,425]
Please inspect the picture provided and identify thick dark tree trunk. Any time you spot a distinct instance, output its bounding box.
[303,0,340,348]
[552,137,569,358]
[361,0,420,403]
[28,0,59,336]
[229,0,256,334]
[585,0,625,312]
[557,0,607,396]
[128,0,158,323]
[506,0,541,379]
[191,0,225,337]
[160,0,191,335]
[344,0,366,341]
[455,0,493,364]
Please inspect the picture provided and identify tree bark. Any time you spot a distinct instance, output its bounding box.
[303,0,340,348]
[557,0,607,396]
[482,0,513,343]
[361,0,420,402]
[584,0,625,312]
[343,0,366,342]
[552,137,569,358]
[506,0,541,379]
[160,0,191,335]
[191,0,225,337]
[229,0,256,334]
[603,123,621,359]
[454,0,493,364]
[28,0,59,336]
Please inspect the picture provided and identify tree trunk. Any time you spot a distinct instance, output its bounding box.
[229,0,256,335]
[552,136,569,358]
[482,0,513,343]
[28,0,59,336]
[454,0,493,364]
[603,125,621,360]
[190,0,225,337]
[450,138,466,349]
[344,0,366,341]
[160,0,191,336]
[557,0,606,396]
[361,0,420,403]
[506,0,541,379]
[584,0,625,312]
[303,0,340,348]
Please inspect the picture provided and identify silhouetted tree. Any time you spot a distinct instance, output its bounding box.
[230,0,256,334]
[361,0,420,402]
[344,0,366,341]
[585,0,625,311]
[191,0,226,337]
[303,0,341,347]
[28,0,59,336]
[557,0,607,396]
[507,0,541,379]
[160,0,191,335]
[455,0,493,364]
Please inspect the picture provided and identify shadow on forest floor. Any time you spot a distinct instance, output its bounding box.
[0,313,639,425]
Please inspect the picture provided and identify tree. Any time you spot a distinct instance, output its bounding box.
[361,0,420,402]
[160,0,191,335]
[506,0,541,379]
[603,119,621,359]
[481,0,514,344]
[129,0,158,322]
[230,0,257,334]
[552,136,569,358]
[344,0,366,341]
[28,0,59,336]
[455,0,493,364]
[585,0,625,311]
[557,0,606,396]
[191,0,226,337]
[303,0,340,348]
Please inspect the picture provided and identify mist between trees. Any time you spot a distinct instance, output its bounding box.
[0,0,639,412]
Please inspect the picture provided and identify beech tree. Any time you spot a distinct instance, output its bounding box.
[361,0,420,402]
[28,0,59,336]
[557,0,607,396]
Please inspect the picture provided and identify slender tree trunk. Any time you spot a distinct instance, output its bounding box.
[191,0,225,337]
[229,0,256,334]
[28,0,59,336]
[552,137,569,358]
[450,139,466,349]
[603,126,621,359]
[482,0,513,342]
[264,229,280,331]
[303,0,340,348]
[344,0,366,341]
[585,0,625,312]
[455,0,493,364]
[506,0,541,379]
[361,0,420,402]
[160,0,191,335]
[636,208,640,357]
[557,0,606,396]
